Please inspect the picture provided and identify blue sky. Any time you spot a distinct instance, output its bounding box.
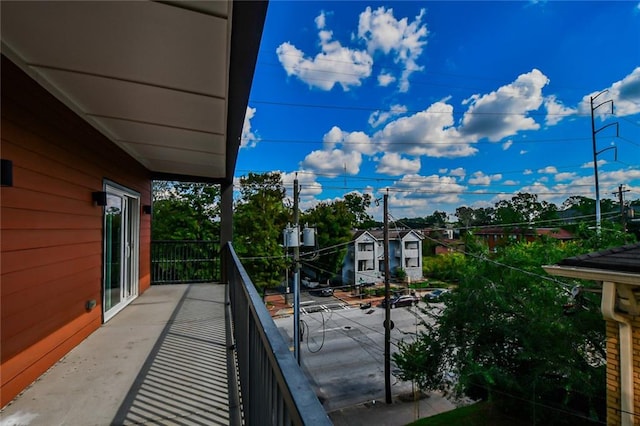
[236,1,640,220]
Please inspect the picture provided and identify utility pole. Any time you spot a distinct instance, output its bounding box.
[383,191,392,404]
[293,177,301,365]
[614,184,630,232]
[590,90,619,233]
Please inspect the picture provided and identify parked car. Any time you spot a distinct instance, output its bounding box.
[423,288,450,302]
[380,294,419,308]
[310,288,334,297]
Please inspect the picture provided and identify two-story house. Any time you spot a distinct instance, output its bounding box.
[342,229,423,285]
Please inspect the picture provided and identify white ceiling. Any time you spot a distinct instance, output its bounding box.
[1,0,259,182]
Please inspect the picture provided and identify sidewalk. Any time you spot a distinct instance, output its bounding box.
[329,392,456,426]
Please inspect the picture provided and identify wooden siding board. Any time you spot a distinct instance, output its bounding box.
[1,254,101,296]
[1,241,102,275]
[2,288,100,360]
[1,229,101,252]
[1,267,100,320]
[1,53,152,408]
[1,207,101,230]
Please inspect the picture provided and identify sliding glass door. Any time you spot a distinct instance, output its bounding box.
[103,183,139,322]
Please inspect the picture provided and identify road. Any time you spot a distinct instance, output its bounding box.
[274,298,441,412]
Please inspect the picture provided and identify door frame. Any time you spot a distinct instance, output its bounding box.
[102,180,140,322]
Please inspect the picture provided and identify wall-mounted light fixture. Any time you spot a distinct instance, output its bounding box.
[142,205,152,215]
[92,191,107,206]
[1,159,13,187]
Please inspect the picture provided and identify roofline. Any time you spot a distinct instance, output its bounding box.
[543,265,640,285]
[225,0,269,184]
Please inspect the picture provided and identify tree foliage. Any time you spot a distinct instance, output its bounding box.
[233,172,290,289]
[152,181,220,240]
[494,192,558,227]
[455,206,495,228]
[395,228,635,424]
[302,193,372,280]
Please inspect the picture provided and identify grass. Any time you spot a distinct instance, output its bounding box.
[406,402,520,426]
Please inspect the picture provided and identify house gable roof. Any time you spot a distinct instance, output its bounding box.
[557,243,640,274]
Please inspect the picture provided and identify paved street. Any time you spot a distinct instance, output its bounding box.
[275,299,439,413]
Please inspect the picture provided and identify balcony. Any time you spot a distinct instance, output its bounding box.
[1,243,330,425]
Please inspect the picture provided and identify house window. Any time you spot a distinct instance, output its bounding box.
[358,260,374,271]
[405,258,418,268]
[358,242,374,252]
[405,241,418,250]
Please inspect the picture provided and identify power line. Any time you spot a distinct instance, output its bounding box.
[250,99,588,119]
[242,135,591,147]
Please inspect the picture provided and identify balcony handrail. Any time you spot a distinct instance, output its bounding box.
[224,243,331,426]
[151,240,220,284]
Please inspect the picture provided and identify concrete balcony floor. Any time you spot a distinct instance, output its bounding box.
[1,284,236,426]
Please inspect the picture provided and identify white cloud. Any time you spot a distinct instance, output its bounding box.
[502,140,513,150]
[460,69,549,141]
[552,168,640,199]
[241,106,259,148]
[555,172,577,182]
[300,149,362,176]
[377,72,396,87]
[538,166,558,174]
[439,168,448,174]
[544,95,577,125]
[449,167,466,179]
[520,150,528,155]
[276,12,373,91]
[581,159,608,168]
[358,6,428,92]
[376,152,421,175]
[368,104,407,127]
[391,173,467,204]
[322,126,374,154]
[468,171,502,185]
[581,67,640,116]
[523,169,533,175]
[281,171,324,200]
[504,179,518,185]
[315,11,327,29]
[373,102,476,158]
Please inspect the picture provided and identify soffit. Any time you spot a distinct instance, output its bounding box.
[1,1,235,181]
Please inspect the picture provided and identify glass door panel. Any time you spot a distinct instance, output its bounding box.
[104,194,123,313]
[103,183,140,322]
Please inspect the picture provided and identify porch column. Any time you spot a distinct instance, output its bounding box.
[221,181,233,246]
[220,181,233,285]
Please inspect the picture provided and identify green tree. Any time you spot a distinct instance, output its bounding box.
[152,181,220,240]
[233,172,289,289]
[343,192,373,228]
[425,210,449,227]
[494,192,558,227]
[395,228,635,424]
[302,196,365,280]
[455,206,496,228]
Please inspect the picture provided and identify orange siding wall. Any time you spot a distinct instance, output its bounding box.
[1,57,152,407]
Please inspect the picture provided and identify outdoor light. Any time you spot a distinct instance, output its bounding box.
[1,159,13,187]
[92,191,107,206]
[142,205,152,214]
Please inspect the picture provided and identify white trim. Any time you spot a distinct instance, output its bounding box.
[103,182,140,323]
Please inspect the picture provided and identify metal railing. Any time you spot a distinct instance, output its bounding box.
[224,243,332,426]
[151,240,220,284]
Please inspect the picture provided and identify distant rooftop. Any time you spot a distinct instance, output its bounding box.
[557,243,640,274]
